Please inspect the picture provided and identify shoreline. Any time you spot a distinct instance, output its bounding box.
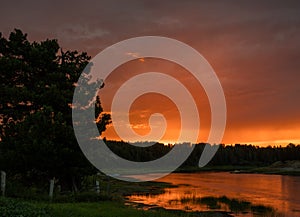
[125,200,235,217]
[175,161,300,176]
[2,169,291,217]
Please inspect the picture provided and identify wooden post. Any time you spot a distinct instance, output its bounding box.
[49,178,55,200]
[95,180,100,194]
[1,171,6,197]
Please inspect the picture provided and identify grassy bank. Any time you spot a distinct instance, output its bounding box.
[239,160,300,176]
[1,168,293,217]
[0,197,235,217]
[176,165,257,173]
[1,174,234,217]
[169,195,283,216]
[176,161,300,176]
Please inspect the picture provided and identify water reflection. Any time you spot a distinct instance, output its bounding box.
[127,172,300,216]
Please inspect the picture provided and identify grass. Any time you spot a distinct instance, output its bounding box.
[49,201,173,217]
[0,197,233,217]
[171,195,284,216]
[81,174,176,196]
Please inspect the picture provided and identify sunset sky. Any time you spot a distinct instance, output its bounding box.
[1,1,299,146]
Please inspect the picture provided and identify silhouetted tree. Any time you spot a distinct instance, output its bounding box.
[0,29,111,191]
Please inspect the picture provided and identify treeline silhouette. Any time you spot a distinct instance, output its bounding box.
[186,143,300,167]
[106,140,300,167]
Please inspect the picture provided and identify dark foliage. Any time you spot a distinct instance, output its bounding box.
[106,141,300,167]
[0,29,111,190]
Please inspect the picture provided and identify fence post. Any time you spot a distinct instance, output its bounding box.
[95,180,100,194]
[1,171,6,197]
[49,178,55,200]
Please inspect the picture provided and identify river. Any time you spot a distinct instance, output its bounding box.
[127,172,300,217]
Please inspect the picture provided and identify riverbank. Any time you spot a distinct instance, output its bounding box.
[176,161,300,176]
[2,168,298,217]
[243,160,300,176]
[0,197,234,217]
[126,195,280,217]
[1,174,235,217]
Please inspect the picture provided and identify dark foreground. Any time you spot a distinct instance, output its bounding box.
[0,197,235,217]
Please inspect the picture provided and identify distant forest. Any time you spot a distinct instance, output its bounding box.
[106,140,300,167]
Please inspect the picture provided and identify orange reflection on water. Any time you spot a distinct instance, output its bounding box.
[127,172,300,216]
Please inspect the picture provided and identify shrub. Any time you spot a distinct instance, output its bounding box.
[0,197,52,217]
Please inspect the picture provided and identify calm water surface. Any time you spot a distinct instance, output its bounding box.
[127,172,300,216]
